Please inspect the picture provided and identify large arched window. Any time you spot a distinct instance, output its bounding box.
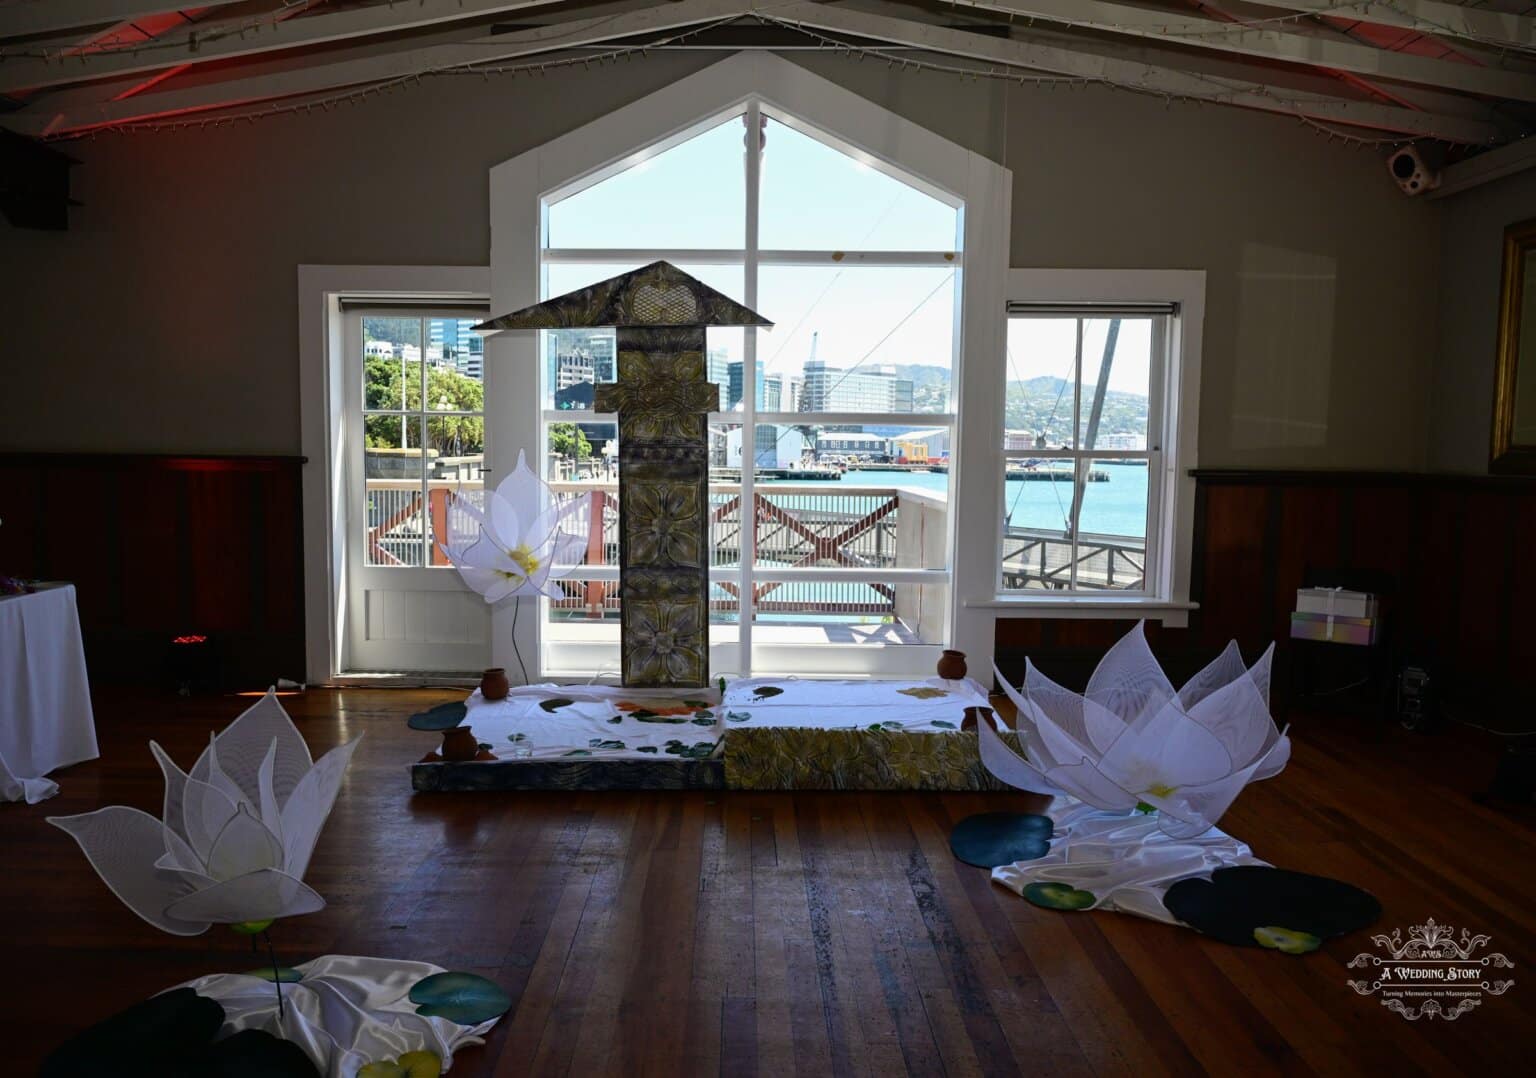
[531,101,963,678]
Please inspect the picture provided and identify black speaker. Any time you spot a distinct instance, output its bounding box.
[0,129,79,230]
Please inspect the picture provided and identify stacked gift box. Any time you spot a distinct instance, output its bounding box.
[1290,587,1379,645]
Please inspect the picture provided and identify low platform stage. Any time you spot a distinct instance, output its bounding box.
[410,677,1013,792]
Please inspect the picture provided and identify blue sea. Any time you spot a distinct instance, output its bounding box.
[759,461,1149,539]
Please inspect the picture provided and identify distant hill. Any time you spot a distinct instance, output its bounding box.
[1005,375,1147,442]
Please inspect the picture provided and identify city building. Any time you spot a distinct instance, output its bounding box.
[800,360,914,413]
[814,431,890,459]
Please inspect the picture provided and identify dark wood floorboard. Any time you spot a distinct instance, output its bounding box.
[3,686,1534,1075]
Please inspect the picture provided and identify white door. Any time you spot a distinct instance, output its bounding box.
[343,308,492,673]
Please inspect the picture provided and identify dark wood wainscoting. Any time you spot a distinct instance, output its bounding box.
[0,453,306,687]
[996,470,1536,713]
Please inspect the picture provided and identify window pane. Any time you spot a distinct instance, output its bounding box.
[425,318,484,405]
[362,317,420,410]
[759,116,958,252]
[1073,460,1148,591]
[1078,317,1153,450]
[543,263,745,410]
[363,417,425,567]
[545,115,746,249]
[753,424,949,571]
[758,265,954,413]
[1000,457,1075,591]
[1006,317,1078,451]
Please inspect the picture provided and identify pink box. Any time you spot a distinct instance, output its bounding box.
[1290,612,1378,646]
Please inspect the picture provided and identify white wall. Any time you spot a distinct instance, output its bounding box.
[1429,168,1536,473]
[0,51,1441,469]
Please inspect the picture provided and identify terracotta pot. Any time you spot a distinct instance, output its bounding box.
[480,667,509,701]
[440,726,478,762]
[936,649,968,680]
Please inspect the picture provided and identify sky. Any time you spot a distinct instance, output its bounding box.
[543,111,1152,411]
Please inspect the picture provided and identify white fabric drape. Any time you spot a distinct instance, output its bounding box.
[174,954,500,1077]
[990,798,1265,923]
[0,584,98,802]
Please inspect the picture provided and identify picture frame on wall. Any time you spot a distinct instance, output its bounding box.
[1492,216,1536,474]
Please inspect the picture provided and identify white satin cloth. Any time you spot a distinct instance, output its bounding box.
[0,584,98,803]
[173,954,501,1077]
[991,798,1265,924]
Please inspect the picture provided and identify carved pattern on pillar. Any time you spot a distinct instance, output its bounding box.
[475,262,770,689]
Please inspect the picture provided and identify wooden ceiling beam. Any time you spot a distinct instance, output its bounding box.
[0,0,562,93]
[942,0,1536,101]
[0,1,247,41]
[770,3,1499,142]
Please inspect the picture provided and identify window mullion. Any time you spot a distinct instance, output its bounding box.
[740,101,762,675]
[1071,318,1082,592]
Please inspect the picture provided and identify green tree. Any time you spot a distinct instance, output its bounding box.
[364,359,485,456]
[548,423,591,461]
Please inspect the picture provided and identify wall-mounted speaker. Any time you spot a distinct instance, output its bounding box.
[0,129,79,230]
[1387,145,1441,197]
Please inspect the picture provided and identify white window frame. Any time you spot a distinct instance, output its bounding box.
[488,53,1010,680]
[967,269,1205,626]
[297,264,491,684]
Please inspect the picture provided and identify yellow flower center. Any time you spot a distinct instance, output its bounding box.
[506,543,540,578]
[1145,782,1179,799]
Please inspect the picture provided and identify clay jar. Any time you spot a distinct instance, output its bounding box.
[480,667,509,701]
[936,650,968,680]
[440,726,479,762]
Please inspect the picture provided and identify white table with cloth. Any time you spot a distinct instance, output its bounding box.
[0,583,98,802]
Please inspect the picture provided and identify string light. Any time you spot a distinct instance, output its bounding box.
[29,11,1475,152]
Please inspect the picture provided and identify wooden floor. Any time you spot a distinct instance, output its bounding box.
[5,687,1535,1076]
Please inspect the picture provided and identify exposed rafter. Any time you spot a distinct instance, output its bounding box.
[3,0,754,137]
[0,0,569,94]
[771,3,1499,142]
[0,0,1510,144]
[942,0,1536,101]
[1278,0,1536,50]
[0,1,247,41]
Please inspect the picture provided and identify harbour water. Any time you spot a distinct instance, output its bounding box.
[758,461,1150,539]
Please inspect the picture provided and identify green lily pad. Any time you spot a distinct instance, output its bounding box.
[562,749,592,757]
[684,699,713,708]
[930,720,957,729]
[1022,882,1096,911]
[691,717,716,726]
[725,710,752,723]
[664,739,717,760]
[1254,926,1322,955]
[633,713,687,724]
[606,716,624,725]
[1163,867,1380,950]
[949,812,1052,868]
[588,739,626,751]
[409,971,512,1025]
[866,721,903,732]
[637,746,659,754]
[243,966,304,983]
[750,686,784,701]
[507,733,528,743]
[539,698,575,713]
[407,702,467,732]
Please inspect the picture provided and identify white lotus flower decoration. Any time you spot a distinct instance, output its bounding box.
[443,450,593,602]
[48,690,360,935]
[983,622,1289,838]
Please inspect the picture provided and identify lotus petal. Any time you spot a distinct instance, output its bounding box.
[256,739,283,843]
[280,736,362,880]
[190,690,315,809]
[986,622,1288,837]
[163,868,325,923]
[47,807,212,935]
[150,740,190,844]
[206,806,285,881]
[182,775,242,866]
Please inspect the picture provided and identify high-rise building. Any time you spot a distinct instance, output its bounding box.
[800,360,915,413]
[727,360,765,410]
[707,348,731,410]
[427,318,484,380]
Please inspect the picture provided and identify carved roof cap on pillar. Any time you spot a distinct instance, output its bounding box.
[474,261,771,332]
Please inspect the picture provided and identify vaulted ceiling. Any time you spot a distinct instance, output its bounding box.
[3,0,1535,161]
